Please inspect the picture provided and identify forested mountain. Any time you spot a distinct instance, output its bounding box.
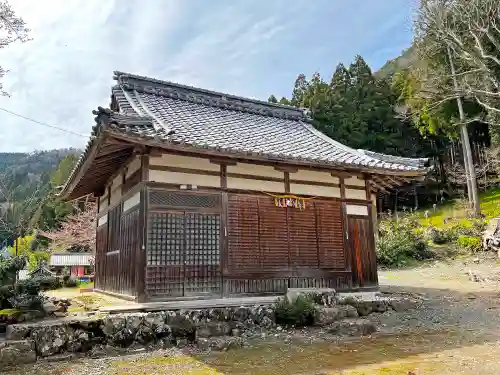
[0,150,78,203]
[0,149,80,248]
[375,45,418,79]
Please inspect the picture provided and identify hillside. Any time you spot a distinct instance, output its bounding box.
[0,149,80,247]
[375,44,418,79]
[0,149,78,203]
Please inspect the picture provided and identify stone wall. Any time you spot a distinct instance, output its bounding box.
[0,292,420,367]
[1,305,274,366]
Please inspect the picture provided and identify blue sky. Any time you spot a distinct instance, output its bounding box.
[0,0,416,152]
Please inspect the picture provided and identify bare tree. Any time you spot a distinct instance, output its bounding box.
[0,1,30,96]
[413,0,500,216]
[417,0,500,117]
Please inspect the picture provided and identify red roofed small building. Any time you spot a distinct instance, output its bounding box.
[59,72,429,302]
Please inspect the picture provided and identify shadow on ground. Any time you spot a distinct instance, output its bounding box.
[6,284,500,375]
[189,285,500,375]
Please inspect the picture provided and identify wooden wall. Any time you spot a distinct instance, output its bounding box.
[94,151,379,301]
[225,194,351,294]
[95,187,142,298]
[146,153,368,198]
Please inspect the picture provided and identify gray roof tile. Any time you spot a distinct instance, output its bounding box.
[60,72,430,199]
[109,71,429,172]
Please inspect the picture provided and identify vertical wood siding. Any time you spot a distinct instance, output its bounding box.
[258,197,289,270]
[118,208,139,295]
[226,195,260,270]
[225,193,351,294]
[316,201,346,269]
[96,204,139,297]
[347,215,378,288]
[95,223,108,291]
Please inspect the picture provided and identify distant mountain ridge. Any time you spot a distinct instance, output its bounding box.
[0,149,80,203]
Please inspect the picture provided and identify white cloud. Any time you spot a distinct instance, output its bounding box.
[0,0,414,152]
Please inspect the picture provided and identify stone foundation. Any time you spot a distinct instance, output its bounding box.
[0,291,420,367]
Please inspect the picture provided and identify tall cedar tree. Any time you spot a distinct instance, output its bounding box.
[270,56,433,158]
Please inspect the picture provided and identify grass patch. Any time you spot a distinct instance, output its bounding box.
[0,308,21,316]
[110,355,222,375]
[79,281,94,289]
[417,187,500,228]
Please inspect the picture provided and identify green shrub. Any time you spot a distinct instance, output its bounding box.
[273,295,317,327]
[426,227,449,244]
[0,285,14,310]
[456,235,482,253]
[63,277,80,288]
[8,293,46,311]
[0,256,47,312]
[32,276,62,291]
[9,278,45,311]
[445,218,487,239]
[377,215,433,267]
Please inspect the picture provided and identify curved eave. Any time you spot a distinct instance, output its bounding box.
[107,127,431,178]
[59,113,431,201]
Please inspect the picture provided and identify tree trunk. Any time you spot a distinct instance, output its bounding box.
[448,46,480,216]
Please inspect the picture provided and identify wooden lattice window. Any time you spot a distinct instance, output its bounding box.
[148,190,221,209]
[147,212,184,266]
[185,213,220,265]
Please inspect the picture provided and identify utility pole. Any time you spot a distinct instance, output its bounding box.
[447,46,480,216]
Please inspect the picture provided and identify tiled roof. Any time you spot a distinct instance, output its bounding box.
[50,253,92,267]
[110,71,429,172]
[60,72,431,198]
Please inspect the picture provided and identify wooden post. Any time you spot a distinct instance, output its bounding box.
[136,152,149,302]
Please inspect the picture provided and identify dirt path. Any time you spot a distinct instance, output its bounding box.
[7,255,500,374]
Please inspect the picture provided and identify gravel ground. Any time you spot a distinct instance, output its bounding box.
[6,254,500,374]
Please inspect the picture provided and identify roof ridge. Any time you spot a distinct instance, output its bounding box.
[113,71,311,122]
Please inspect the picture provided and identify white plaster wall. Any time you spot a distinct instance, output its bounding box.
[149,154,220,172]
[227,177,284,192]
[99,196,108,212]
[123,192,141,212]
[346,204,369,216]
[289,183,341,197]
[345,188,367,200]
[126,156,141,178]
[149,169,220,187]
[227,163,283,179]
[292,169,339,184]
[97,214,108,227]
[344,175,365,187]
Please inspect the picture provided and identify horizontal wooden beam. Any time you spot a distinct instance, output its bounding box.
[210,158,237,166]
[275,166,298,173]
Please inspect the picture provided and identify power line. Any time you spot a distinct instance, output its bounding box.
[0,107,87,137]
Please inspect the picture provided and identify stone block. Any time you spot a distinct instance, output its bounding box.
[6,323,34,341]
[32,322,73,357]
[389,298,420,312]
[327,319,377,336]
[0,340,37,366]
[196,321,232,338]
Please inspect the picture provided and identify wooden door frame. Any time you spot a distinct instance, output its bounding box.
[343,203,378,289]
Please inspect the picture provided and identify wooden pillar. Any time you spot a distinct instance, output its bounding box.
[371,193,378,240]
[136,152,149,302]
